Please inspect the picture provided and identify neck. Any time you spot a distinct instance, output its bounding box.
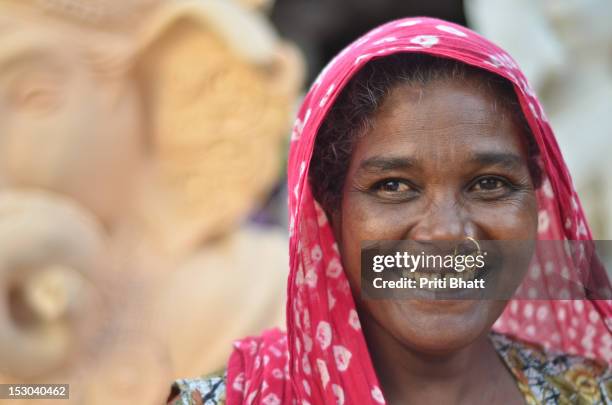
[361,310,504,405]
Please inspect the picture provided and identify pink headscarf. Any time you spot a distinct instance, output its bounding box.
[227,17,612,405]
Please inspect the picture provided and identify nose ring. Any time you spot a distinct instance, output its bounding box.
[465,236,481,256]
[453,236,481,272]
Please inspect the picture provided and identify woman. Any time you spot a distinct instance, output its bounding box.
[169,17,612,404]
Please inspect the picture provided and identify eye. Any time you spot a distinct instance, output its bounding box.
[17,85,58,110]
[371,179,417,201]
[8,74,62,113]
[469,176,515,196]
[475,177,504,190]
[379,180,405,192]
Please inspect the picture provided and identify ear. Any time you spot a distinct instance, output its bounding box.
[137,0,280,65]
[235,0,275,14]
[132,0,303,254]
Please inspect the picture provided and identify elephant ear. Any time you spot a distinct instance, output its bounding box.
[236,0,275,13]
[133,0,303,254]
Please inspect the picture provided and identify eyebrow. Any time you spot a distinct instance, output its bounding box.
[358,156,417,172]
[0,45,58,72]
[357,152,524,173]
[470,152,524,169]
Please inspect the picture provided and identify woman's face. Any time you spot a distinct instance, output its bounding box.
[332,79,538,354]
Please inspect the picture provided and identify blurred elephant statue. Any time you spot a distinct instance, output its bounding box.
[0,0,302,403]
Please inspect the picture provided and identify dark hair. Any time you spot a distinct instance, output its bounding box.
[309,53,542,213]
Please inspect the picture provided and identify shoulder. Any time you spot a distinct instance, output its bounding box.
[168,371,227,405]
[491,332,611,404]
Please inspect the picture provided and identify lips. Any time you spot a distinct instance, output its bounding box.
[402,267,483,283]
[362,240,509,300]
[403,256,492,278]
[394,263,494,299]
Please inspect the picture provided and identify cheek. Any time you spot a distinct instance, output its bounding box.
[338,194,407,289]
[343,191,539,241]
[341,190,416,240]
[337,189,538,280]
[470,196,539,297]
[472,195,539,240]
[58,80,143,181]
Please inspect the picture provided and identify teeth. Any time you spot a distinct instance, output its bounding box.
[399,269,483,284]
[463,269,476,281]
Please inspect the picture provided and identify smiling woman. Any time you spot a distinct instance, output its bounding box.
[312,52,541,361]
[168,17,612,405]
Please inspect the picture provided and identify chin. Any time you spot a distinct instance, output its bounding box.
[371,298,505,355]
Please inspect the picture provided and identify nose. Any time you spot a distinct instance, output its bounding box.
[409,201,471,242]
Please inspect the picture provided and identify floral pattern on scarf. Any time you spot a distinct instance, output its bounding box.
[170,332,611,404]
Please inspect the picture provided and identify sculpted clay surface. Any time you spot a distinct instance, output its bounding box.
[0,0,302,403]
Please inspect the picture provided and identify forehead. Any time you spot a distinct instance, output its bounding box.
[355,79,526,158]
[0,10,127,72]
[0,11,77,62]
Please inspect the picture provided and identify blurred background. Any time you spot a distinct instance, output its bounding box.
[0,0,609,403]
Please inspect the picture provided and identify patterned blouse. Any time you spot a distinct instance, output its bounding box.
[167,332,612,404]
